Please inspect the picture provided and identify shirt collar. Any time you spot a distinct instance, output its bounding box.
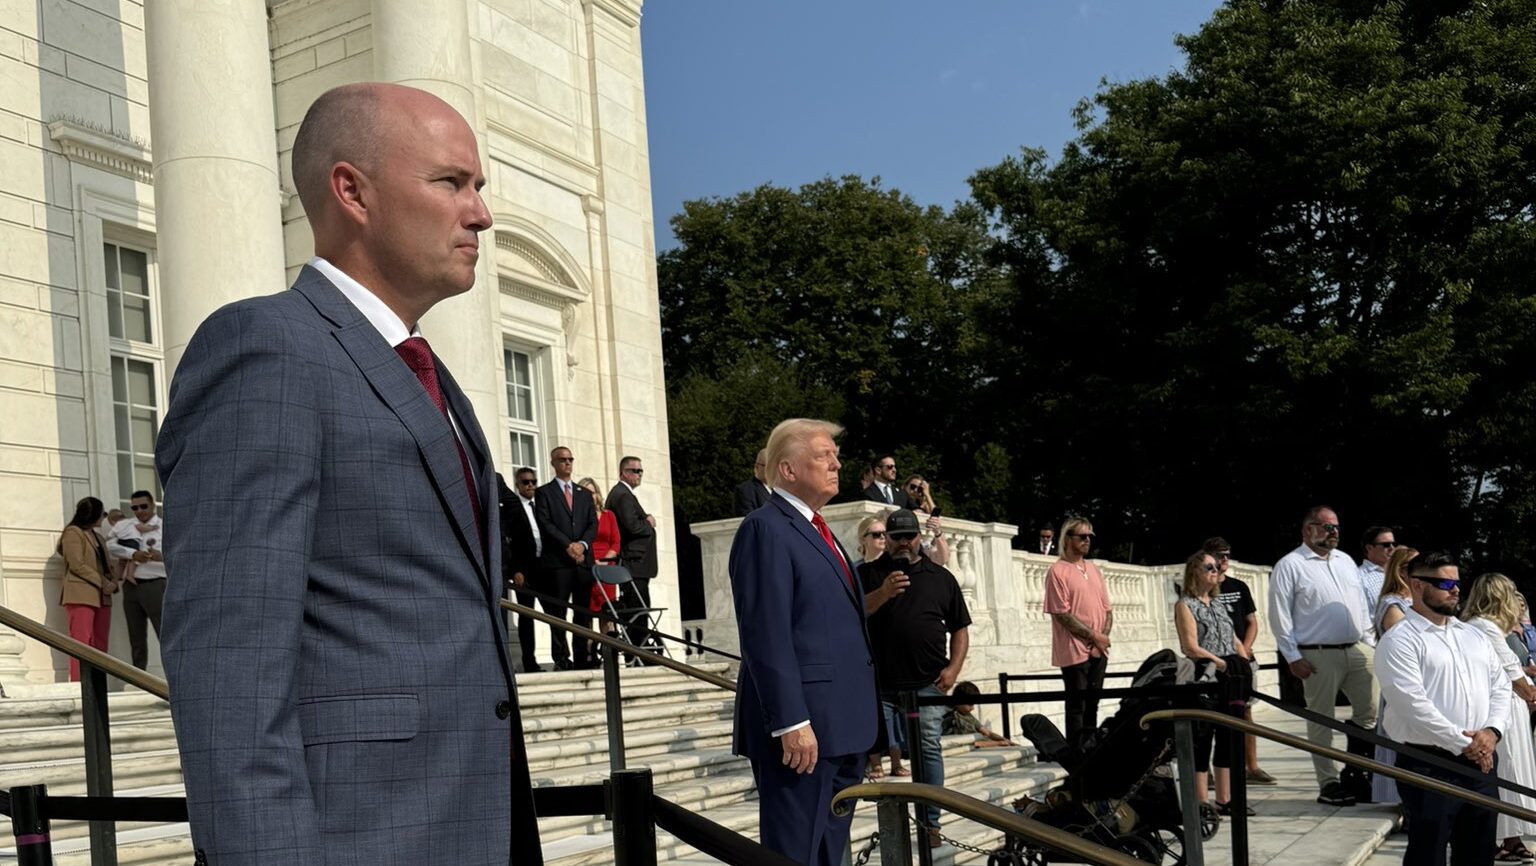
[1401,606,1458,634]
[519,495,535,506]
[1296,543,1338,562]
[773,488,815,522]
[1361,560,1385,574]
[310,256,419,348]
[622,480,637,494]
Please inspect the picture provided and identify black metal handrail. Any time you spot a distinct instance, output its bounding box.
[507,581,742,660]
[832,782,1150,866]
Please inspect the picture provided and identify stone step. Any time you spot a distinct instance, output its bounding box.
[0,747,184,795]
[0,718,179,762]
[0,691,169,730]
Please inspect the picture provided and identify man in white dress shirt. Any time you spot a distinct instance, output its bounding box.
[1357,525,1397,642]
[1376,551,1506,866]
[1268,505,1379,805]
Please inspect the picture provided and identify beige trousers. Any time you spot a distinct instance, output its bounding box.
[1299,644,1379,787]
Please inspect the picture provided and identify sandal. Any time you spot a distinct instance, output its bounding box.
[1494,848,1525,863]
[892,766,912,777]
[1215,801,1256,817]
[866,761,885,779]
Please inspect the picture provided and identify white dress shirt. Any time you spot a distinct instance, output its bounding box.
[872,481,896,504]
[107,514,165,580]
[1357,561,1385,647]
[519,495,541,558]
[1376,607,1508,753]
[310,257,471,469]
[1268,544,1370,662]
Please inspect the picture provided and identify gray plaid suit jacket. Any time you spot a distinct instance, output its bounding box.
[156,267,536,865]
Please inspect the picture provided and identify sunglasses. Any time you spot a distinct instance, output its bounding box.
[1412,576,1460,592]
[863,530,887,539]
[624,468,645,475]
[1368,541,1398,549]
[1215,552,1231,559]
[516,478,537,485]
[1309,522,1340,534]
[131,504,154,511]
[1068,532,1095,541]
[1203,563,1218,573]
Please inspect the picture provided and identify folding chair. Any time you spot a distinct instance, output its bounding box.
[592,564,670,664]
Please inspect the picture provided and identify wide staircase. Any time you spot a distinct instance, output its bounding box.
[0,662,1069,865]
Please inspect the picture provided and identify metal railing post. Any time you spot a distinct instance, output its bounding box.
[901,691,935,866]
[877,798,914,865]
[1172,719,1205,866]
[999,673,1011,741]
[604,639,627,772]
[80,661,117,866]
[608,768,657,866]
[8,785,53,866]
[1226,676,1249,866]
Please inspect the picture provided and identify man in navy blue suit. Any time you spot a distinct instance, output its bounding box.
[729,418,880,866]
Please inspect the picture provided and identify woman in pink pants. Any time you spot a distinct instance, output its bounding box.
[57,497,116,680]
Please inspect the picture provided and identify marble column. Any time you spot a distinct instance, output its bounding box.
[144,0,287,376]
[372,0,506,441]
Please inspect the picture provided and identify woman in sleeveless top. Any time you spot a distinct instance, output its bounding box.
[1461,573,1536,862]
[1175,550,1251,815]
[1371,546,1417,806]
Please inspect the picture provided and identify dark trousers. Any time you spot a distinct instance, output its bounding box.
[1396,748,1498,866]
[620,576,652,657]
[121,578,164,670]
[1061,655,1108,739]
[514,586,540,670]
[570,567,596,667]
[532,566,575,665]
[752,752,863,866]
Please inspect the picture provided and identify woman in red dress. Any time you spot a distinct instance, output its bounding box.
[578,477,621,666]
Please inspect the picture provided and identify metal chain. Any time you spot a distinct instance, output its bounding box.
[917,816,1008,858]
[852,830,880,866]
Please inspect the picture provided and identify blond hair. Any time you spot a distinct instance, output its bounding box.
[763,419,843,491]
[1378,546,1419,605]
[1462,572,1522,634]
[1058,517,1093,559]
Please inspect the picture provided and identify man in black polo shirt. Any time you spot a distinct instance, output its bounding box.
[1203,536,1275,785]
[860,509,971,848]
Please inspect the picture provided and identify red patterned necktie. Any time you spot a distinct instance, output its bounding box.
[395,336,483,543]
[811,512,855,591]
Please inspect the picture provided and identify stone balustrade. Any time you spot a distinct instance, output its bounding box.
[688,501,1278,729]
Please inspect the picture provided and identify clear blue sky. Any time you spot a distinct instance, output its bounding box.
[640,1,1224,249]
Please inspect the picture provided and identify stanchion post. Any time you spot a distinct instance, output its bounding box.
[604,640,627,772]
[1173,719,1205,866]
[878,798,914,865]
[608,768,657,866]
[8,785,53,866]
[999,673,1011,741]
[902,690,934,866]
[80,662,117,866]
[1226,674,1249,866]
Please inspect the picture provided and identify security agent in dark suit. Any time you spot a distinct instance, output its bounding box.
[862,453,917,508]
[533,445,597,669]
[730,418,881,866]
[607,455,658,652]
[500,467,545,672]
[734,448,772,516]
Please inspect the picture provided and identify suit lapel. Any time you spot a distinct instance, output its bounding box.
[770,495,861,608]
[295,272,489,584]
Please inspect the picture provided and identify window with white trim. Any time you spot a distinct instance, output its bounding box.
[104,239,162,507]
[503,344,544,472]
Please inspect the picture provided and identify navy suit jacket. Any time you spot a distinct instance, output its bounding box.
[156,267,537,865]
[734,479,771,516]
[534,478,596,570]
[729,493,879,761]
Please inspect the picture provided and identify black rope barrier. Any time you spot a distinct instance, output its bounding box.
[918,681,1221,708]
[530,784,607,817]
[651,795,802,866]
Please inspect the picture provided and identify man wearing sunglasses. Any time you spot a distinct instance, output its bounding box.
[499,468,545,672]
[1358,526,1397,641]
[862,455,917,508]
[1045,516,1113,738]
[1268,505,1379,806]
[1377,551,1506,866]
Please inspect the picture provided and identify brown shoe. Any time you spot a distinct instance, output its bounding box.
[927,828,942,848]
[1247,767,1277,785]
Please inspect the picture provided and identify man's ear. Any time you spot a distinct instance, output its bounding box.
[331,162,369,226]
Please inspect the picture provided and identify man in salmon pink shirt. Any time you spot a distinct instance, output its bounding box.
[1044,516,1113,738]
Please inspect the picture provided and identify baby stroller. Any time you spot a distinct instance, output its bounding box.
[997,650,1220,865]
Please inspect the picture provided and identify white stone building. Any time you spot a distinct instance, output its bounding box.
[0,0,674,686]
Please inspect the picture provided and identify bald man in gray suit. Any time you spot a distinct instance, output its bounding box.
[157,83,536,865]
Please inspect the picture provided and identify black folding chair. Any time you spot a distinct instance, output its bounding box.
[592,564,670,663]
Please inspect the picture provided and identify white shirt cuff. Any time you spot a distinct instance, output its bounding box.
[771,720,810,738]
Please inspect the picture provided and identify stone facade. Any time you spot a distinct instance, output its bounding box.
[0,0,673,687]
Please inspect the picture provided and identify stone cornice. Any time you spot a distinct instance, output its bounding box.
[585,0,641,28]
[48,119,153,184]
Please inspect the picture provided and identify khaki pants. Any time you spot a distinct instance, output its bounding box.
[1299,644,1378,787]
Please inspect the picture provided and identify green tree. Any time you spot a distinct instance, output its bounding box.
[970,0,1536,566]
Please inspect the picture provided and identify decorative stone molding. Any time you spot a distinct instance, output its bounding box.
[584,0,640,28]
[494,229,590,376]
[48,119,153,184]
